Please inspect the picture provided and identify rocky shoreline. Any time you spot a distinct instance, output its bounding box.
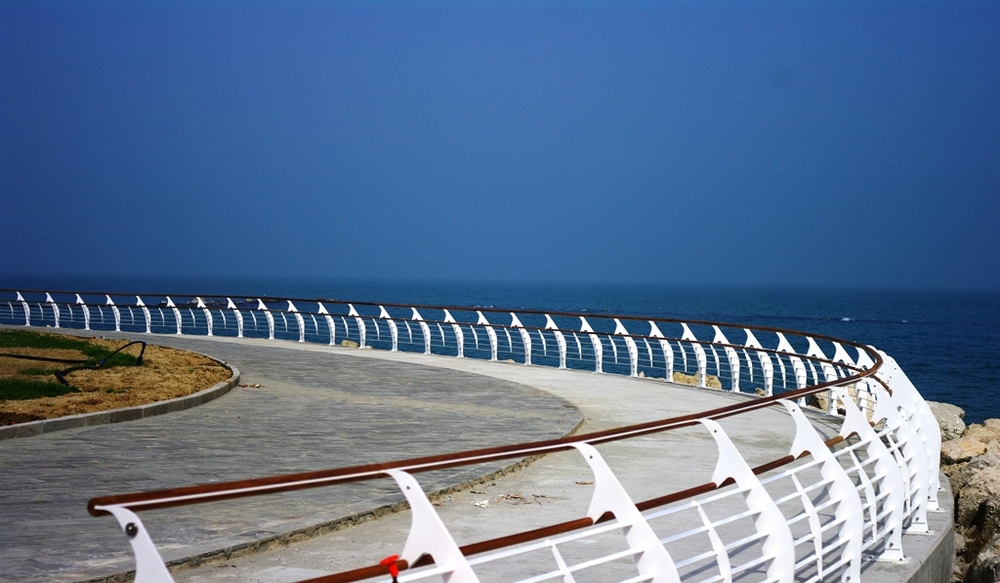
[929,402,1000,583]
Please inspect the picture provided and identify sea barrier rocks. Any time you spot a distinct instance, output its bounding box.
[931,402,1000,582]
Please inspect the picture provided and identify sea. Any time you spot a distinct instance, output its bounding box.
[4,274,999,424]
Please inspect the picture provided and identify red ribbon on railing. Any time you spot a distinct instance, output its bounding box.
[379,555,400,582]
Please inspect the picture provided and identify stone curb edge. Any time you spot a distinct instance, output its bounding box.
[0,360,241,441]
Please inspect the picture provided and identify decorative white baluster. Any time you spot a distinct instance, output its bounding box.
[511,313,531,365]
[379,306,399,352]
[104,296,121,332]
[744,329,774,396]
[411,308,431,354]
[833,387,907,562]
[712,326,740,392]
[545,315,567,369]
[681,324,707,388]
[780,400,864,582]
[869,381,931,534]
[874,350,942,512]
[649,322,674,380]
[165,298,182,335]
[95,506,176,583]
[255,299,275,340]
[136,297,151,333]
[476,311,498,361]
[196,298,213,336]
[44,293,60,328]
[227,299,244,338]
[284,301,304,342]
[701,419,795,583]
[443,310,464,358]
[580,317,602,373]
[614,319,639,377]
[574,443,680,583]
[386,470,481,583]
[346,304,365,347]
[16,292,29,326]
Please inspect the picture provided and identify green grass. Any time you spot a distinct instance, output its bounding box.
[0,378,78,400]
[0,329,138,367]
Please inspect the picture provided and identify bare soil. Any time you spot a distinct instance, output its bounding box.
[0,337,232,425]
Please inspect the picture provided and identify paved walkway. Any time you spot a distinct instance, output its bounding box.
[1,332,949,583]
[0,333,581,583]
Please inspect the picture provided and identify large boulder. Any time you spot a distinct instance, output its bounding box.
[945,438,991,465]
[966,534,1000,583]
[929,401,967,441]
[958,466,1000,529]
[966,423,1000,445]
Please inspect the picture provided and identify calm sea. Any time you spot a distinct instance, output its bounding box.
[5,274,999,424]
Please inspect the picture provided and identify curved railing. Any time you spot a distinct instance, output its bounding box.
[0,289,943,583]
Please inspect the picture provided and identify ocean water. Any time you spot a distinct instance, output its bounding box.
[4,274,999,424]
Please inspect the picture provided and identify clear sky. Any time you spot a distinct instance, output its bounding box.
[1,1,998,289]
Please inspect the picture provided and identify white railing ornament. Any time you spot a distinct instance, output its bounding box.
[649,321,674,380]
[165,298,182,335]
[195,298,213,337]
[701,419,795,583]
[227,299,244,338]
[105,296,121,332]
[744,329,774,395]
[875,351,942,512]
[96,506,174,583]
[443,310,464,358]
[510,313,531,365]
[45,293,60,328]
[711,326,740,392]
[574,443,681,583]
[287,301,305,342]
[680,324,707,388]
[137,297,152,334]
[347,304,366,348]
[614,319,639,377]
[255,299,275,340]
[75,293,91,330]
[476,311,498,361]
[869,382,931,534]
[387,470,480,583]
[411,308,431,355]
[379,306,399,352]
[16,291,29,326]
[579,317,603,373]
[780,400,864,582]
[833,387,907,562]
[545,315,567,369]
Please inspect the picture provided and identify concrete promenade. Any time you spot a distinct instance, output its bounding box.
[0,331,951,583]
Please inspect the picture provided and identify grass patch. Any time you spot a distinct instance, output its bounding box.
[0,378,79,400]
[0,329,138,367]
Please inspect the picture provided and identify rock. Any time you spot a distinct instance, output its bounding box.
[966,534,1000,583]
[957,531,968,555]
[951,451,1000,496]
[945,438,990,465]
[987,419,1000,432]
[338,339,359,348]
[957,466,1000,531]
[966,424,1000,445]
[637,371,645,378]
[671,372,722,389]
[929,401,967,441]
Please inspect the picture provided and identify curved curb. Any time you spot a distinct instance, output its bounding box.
[0,362,240,441]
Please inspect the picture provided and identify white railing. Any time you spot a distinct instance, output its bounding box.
[0,289,943,583]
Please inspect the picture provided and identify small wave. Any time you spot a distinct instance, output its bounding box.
[841,317,852,322]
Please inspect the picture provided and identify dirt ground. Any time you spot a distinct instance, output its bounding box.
[0,337,233,425]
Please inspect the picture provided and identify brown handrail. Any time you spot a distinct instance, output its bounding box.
[88,367,874,516]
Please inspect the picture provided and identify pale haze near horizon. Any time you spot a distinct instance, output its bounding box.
[1,1,998,290]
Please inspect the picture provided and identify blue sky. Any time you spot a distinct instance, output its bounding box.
[2,1,998,288]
